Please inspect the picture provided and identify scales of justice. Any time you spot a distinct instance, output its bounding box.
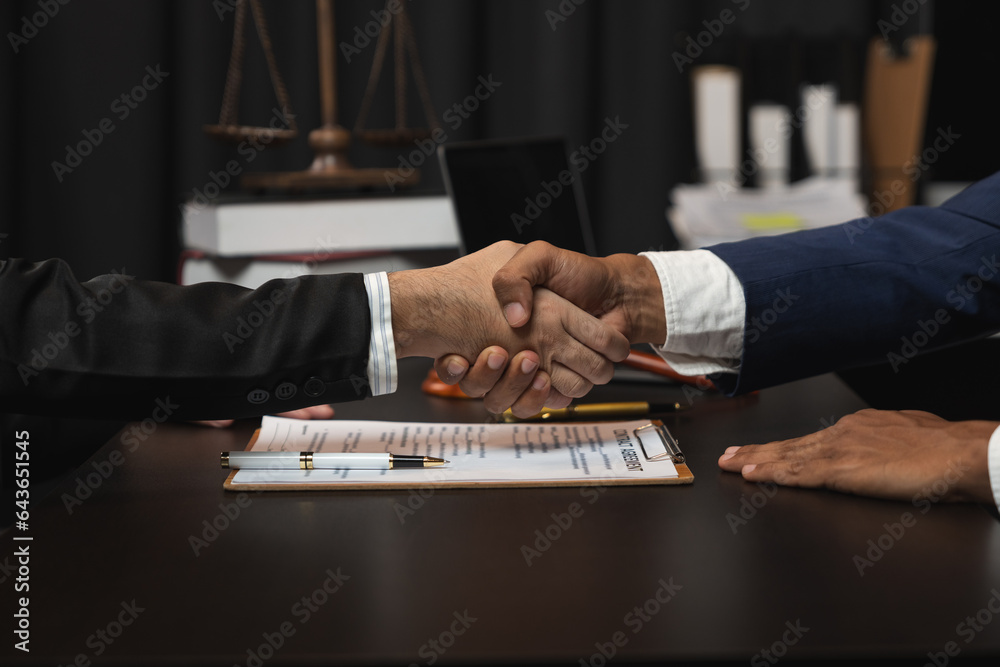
[203,0,439,190]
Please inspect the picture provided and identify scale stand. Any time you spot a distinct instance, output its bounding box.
[207,0,436,192]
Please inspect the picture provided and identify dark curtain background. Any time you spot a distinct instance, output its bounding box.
[8,0,993,283]
[1,0,998,502]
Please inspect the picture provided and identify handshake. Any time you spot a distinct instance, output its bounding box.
[388,240,666,417]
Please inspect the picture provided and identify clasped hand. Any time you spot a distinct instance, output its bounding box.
[389,241,631,413]
[423,242,998,507]
[425,241,662,416]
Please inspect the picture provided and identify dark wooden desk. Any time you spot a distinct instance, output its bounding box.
[5,359,1000,665]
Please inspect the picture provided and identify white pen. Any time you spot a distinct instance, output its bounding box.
[220,451,449,470]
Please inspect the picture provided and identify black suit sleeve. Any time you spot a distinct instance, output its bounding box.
[0,258,374,420]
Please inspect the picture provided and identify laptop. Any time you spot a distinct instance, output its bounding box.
[437,136,596,256]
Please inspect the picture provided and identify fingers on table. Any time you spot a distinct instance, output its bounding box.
[718,437,823,488]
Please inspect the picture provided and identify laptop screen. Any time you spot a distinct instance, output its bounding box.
[438,137,596,256]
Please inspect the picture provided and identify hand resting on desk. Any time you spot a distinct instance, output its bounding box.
[718,409,997,504]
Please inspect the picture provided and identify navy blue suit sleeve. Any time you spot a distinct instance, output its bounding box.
[0,258,373,420]
[706,170,1000,395]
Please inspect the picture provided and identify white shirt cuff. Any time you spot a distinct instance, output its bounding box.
[989,426,1000,510]
[363,272,398,396]
[638,250,745,376]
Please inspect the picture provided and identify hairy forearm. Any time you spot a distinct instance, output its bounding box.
[388,267,491,361]
[388,268,442,359]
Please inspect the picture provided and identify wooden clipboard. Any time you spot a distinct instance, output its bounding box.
[222,419,693,492]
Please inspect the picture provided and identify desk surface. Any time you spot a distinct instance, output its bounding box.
[5,360,1000,665]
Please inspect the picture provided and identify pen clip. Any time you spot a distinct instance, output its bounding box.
[634,423,685,465]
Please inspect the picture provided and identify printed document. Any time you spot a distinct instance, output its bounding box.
[231,416,679,486]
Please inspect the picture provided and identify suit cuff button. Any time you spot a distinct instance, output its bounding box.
[247,389,270,404]
[275,382,297,400]
[303,377,326,398]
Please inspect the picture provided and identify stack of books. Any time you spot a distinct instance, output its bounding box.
[178,194,461,288]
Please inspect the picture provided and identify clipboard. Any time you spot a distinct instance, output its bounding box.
[222,419,693,492]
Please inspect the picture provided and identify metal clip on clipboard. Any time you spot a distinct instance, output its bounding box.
[634,423,685,465]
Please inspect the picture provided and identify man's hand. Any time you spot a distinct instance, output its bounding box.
[436,345,573,415]
[390,242,630,405]
[432,242,666,412]
[491,241,666,344]
[718,409,997,504]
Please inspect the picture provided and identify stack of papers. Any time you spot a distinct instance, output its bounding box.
[670,177,868,249]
